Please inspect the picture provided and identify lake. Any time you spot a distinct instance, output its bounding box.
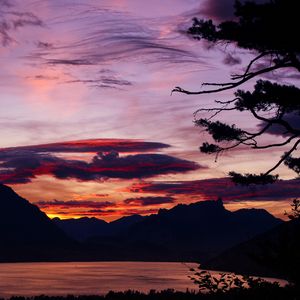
[0,261,198,297]
[0,261,286,298]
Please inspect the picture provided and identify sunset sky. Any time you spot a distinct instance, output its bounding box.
[1,0,299,221]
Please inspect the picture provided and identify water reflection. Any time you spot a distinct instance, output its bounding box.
[0,262,198,297]
[0,262,287,298]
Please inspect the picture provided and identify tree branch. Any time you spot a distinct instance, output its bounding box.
[172,62,293,95]
[231,51,272,80]
[251,135,298,149]
[264,138,300,176]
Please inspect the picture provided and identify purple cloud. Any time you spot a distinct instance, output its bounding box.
[223,53,241,66]
[129,177,300,202]
[257,113,300,137]
[37,199,116,209]
[124,196,175,206]
[200,0,268,21]
[0,139,201,184]
[1,138,170,155]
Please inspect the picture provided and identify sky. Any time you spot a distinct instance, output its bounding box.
[0,0,299,221]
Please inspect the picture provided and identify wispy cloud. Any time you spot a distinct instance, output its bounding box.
[0,0,43,46]
[26,2,206,72]
[64,75,132,89]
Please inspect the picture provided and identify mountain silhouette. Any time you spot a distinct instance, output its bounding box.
[80,198,283,261]
[53,217,110,241]
[201,218,300,281]
[110,214,145,232]
[0,184,75,262]
[0,184,283,263]
[53,214,144,241]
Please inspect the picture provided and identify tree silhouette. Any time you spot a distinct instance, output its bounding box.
[173,0,300,184]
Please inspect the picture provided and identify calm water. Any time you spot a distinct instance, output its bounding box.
[0,261,287,298]
[0,262,198,297]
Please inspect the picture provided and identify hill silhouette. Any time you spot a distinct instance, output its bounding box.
[201,218,300,281]
[63,198,282,261]
[0,184,76,262]
[53,215,144,241]
[115,199,282,261]
[0,184,283,263]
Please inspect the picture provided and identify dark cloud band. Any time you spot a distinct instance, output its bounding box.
[0,139,201,184]
[37,200,116,209]
[0,138,169,154]
[124,196,175,206]
[129,177,300,202]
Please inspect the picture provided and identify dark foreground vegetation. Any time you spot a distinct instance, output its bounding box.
[1,285,299,300]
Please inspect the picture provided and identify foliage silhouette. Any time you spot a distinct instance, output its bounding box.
[284,198,300,220]
[0,286,298,300]
[173,0,300,184]
[188,268,281,294]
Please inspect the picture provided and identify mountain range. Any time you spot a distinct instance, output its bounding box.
[53,214,144,241]
[0,183,283,264]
